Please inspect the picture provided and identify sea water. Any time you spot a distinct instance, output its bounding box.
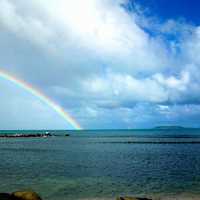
[1,129,200,200]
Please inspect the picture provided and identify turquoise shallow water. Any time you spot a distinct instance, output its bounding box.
[1,129,200,200]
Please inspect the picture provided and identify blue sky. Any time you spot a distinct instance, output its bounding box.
[0,0,200,129]
[134,0,200,25]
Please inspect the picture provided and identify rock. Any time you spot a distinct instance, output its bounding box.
[11,191,42,200]
[117,197,152,200]
[0,193,12,200]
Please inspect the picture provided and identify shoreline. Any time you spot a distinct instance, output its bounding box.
[77,194,200,200]
[3,192,200,200]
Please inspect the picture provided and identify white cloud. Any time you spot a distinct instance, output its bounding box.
[0,0,171,73]
[154,71,190,91]
[83,72,168,103]
[1,0,200,128]
[0,0,54,49]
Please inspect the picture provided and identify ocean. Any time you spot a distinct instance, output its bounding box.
[1,129,200,200]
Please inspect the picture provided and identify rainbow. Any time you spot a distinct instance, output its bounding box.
[0,69,82,130]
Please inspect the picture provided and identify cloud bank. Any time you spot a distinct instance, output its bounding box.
[0,0,200,129]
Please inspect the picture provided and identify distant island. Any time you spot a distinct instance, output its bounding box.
[154,126,186,130]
